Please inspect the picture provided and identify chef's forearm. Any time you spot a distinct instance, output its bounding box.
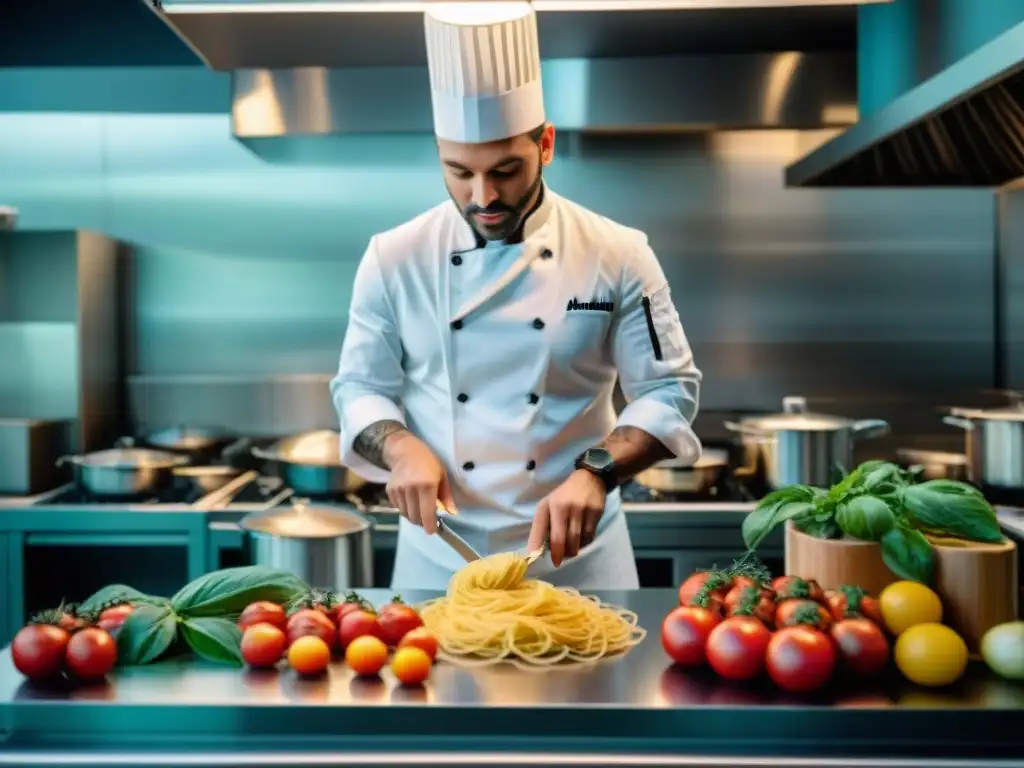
[352,419,410,470]
[596,426,672,485]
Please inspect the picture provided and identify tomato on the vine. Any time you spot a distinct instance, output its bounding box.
[97,604,135,635]
[377,599,424,647]
[339,609,382,650]
[824,586,883,626]
[329,593,371,626]
[238,601,287,632]
[678,571,731,608]
[775,598,832,631]
[725,585,777,626]
[286,609,337,650]
[705,616,772,681]
[11,624,70,680]
[772,576,826,604]
[766,625,836,693]
[661,606,720,666]
[241,622,288,668]
[65,627,118,679]
[831,618,890,676]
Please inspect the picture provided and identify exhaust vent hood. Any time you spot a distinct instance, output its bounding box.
[144,0,883,70]
[786,16,1024,188]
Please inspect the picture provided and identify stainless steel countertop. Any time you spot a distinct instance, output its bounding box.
[0,589,1021,766]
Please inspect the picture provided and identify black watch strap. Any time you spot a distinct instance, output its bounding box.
[575,448,619,492]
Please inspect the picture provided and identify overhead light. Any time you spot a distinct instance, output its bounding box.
[158,0,891,13]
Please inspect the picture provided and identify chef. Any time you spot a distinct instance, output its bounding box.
[331,1,702,591]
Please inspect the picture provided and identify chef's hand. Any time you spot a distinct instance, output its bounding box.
[384,433,458,535]
[528,470,606,567]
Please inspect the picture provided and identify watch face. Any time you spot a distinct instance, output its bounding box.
[585,448,614,470]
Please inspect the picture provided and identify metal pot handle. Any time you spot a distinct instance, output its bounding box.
[115,436,135,448]
[55,455,78,467]
[943,415,976,431]
[851,419,890,439]
[724,421,775,443]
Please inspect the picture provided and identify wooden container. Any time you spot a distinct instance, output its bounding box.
[784,522,1018,652]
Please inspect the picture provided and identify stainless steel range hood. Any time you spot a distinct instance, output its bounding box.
[786,16,1024,188]
[230,53,856,161]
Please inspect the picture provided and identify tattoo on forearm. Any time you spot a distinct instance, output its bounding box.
[353,419,408,470]
[597,426,672,484]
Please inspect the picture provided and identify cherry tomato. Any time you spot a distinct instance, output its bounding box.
[766,625,836,693]
[11,624,71,679]
[241,622,287,668]
[287,635,331,676]
[65,627,117,679]
[725,585,777,626]
[705,616,772,681]
[338,609,382,650]
[57,612,89,633]
[97,604,135,635]
[824,587,884,627]
[678,571,732,608]
[391,646,432,686]
[345,635,388,676]
[831,618,890,676]
[239,601,287,632]
[772,576,826,604]
[775,598,832,631]
[330,598,368,627]
[286,609,337,650]
[399,627,439,661]
[660,606,720,666]
[377,603,424,647]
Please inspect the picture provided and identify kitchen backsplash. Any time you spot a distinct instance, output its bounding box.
[0,68,1001,447]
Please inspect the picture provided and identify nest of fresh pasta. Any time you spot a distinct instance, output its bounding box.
[418,552,646,668]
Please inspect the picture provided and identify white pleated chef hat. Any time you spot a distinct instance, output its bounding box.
[424,2,546,144]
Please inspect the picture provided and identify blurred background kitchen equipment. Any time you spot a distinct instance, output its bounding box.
[250,429,366,497]
[895,448,969,481]
[725,396,890,489]
[240,498,373,589]
[172,464,246,495]
[0,206,17,231]
[140,425,239,464]
[943,392,1024,490]
[0,419,71,495]
[57,438,190,498]
[634,448,730,494]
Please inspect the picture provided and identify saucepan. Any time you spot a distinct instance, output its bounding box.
[140,425,240,464]
[634,448,730,494]
[725,396,890,489]
[941,393,1024,489]
[249,430,368,497]
[58,438,191,498]
[895,448,969,482]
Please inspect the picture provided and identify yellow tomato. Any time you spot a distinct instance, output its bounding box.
[894,623,968,687]
[879,581,943,635]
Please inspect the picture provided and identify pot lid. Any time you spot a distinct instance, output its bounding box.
[146,426,232,450]
[947,403,1024,422]
[654,448,729,469]
[241,500,370,539]
[739,396,855,432]
[258,430,341,465]
[72,447,189,469]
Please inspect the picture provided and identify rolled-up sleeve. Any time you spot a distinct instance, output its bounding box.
[329,237,405,483]
[612,237,703,463]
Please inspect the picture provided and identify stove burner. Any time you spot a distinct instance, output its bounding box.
[36,472,286,506]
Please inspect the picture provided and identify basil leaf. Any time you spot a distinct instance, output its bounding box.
[836,495,896,541]
[181,617,244,667]
[79,584,165,613]
[902,481,1003,543]
[881,525,935,585]
[742,501,815,550]
[172,566,308,618]
[798,517,842,539]
[116,604,179,665]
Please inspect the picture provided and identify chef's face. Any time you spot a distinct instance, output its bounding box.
[439,123,555,241]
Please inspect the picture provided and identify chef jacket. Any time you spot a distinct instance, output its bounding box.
[330,186,702,589]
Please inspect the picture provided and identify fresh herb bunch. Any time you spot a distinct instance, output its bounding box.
[741,460,1004,586]
[78,566,309,668]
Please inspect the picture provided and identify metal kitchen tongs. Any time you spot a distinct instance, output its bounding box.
[433,500,548,566]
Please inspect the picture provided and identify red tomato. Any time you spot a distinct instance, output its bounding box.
[766,625,836,693]
[377,603,424,647]
[65,628,118,679]
[724,585,777,626]
[286,609,337,651]
[241,623,288,668]
[239,601,287,632]
[678,571,732,608]
[329,599,368,627]
[824,587,884,627]
[830,618,889,676]
[399,627,439,661]
[660,606,721,666]
[11,624,71,679]
[772,576,826,604]
[97,604,135,635]
[705,616,772,681]
[775,598,832,631]
[338,609,382,650]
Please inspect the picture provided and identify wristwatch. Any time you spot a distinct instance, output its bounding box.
[575,447,619,492]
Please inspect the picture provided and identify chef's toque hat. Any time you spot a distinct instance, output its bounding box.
[424,2,546,144]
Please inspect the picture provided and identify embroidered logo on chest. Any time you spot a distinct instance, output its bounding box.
[566,298,615,312]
